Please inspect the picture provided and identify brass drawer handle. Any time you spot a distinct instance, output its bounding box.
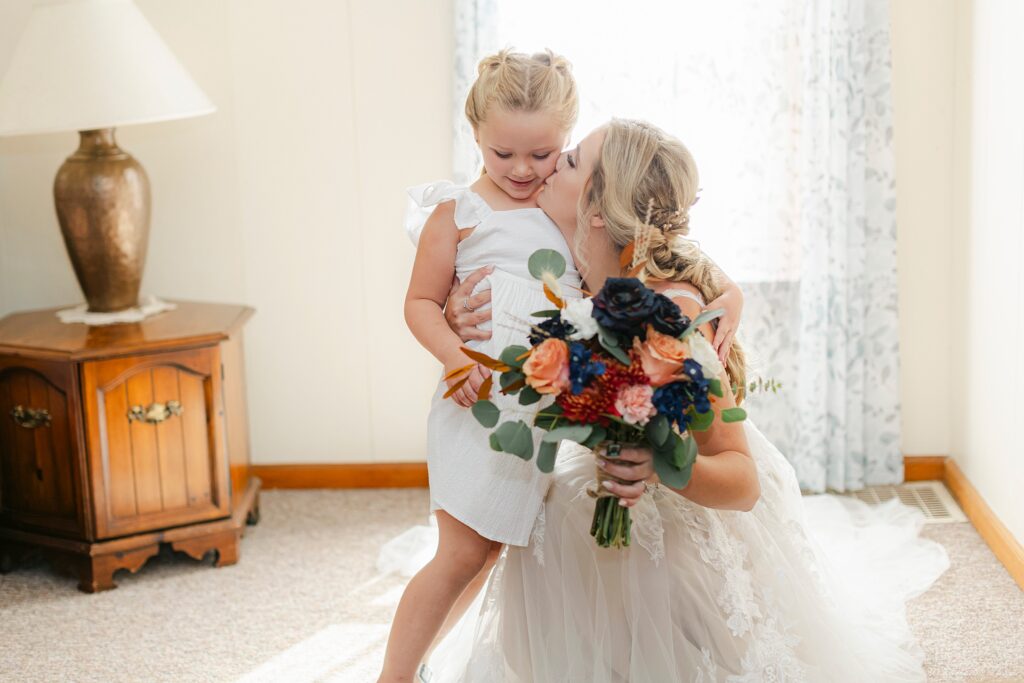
[127,400,183,424]
[10,405,52,429]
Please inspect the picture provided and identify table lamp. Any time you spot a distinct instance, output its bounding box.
[0,0,215,313]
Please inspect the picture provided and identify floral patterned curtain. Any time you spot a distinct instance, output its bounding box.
[453,0,902,492]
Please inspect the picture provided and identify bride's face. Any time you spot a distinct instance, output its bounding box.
[537,126,607,248]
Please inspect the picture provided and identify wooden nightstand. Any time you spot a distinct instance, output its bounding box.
[0,301,261,592]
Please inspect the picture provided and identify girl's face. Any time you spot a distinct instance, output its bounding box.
[476,108,567,201]
[537,126,607,246]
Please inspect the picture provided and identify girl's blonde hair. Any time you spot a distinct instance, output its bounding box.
[580,118,748,402]
[465,48,578,134]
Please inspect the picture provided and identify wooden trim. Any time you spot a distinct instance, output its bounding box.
[904,455,948,481]
[252,463,428,489]
[253,455,947,490]
[943,459,1024,590]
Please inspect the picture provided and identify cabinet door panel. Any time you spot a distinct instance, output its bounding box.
[125,370,162,515]
[100,378,137,519]
[83,347,229,538]
[179,370,214,507]
[151,366,188,510]
[0,359,85,536]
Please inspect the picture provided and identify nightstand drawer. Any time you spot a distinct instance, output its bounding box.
[82,346,230,539]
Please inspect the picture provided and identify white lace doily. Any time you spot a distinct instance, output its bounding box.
[56,295,176,326]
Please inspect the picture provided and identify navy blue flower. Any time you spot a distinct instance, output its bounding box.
[568,342,606,395]
[591,277,659,339]
[529,315,573,346]
[652,381,693,431]
[650,294,691,337]
[683,359,712,413]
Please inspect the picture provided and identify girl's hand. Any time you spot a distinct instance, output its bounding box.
[445,265,494,342]
[704,283,744,364]
[597,446,656,508]
[444,360,490,408]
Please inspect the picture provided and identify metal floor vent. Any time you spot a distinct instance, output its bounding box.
[844,482,967,523]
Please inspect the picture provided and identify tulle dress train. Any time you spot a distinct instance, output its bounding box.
[411,420,949,682]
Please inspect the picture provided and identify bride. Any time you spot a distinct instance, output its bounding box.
[416,119,949,682]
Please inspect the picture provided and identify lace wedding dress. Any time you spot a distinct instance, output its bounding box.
[399,419,949,682]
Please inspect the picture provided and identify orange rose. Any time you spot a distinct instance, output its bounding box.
[633,325,690,386]
[523,338,571,395]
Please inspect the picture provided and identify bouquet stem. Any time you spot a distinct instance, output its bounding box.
[589,442,635,548]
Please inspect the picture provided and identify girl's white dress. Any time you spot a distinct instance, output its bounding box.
[409,290,950,682]
[407,180,581,547]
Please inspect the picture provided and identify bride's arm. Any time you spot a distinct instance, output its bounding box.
[601,287,760,512]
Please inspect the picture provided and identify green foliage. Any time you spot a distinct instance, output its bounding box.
[528,249,567,280]
[534,403,564,430]
[471,400,500,428]
[537,440,558,473]
[681,308,724,337]
[644,415,671,447]
[721,407,748,423]
[495,420,534,460]
[543,424,594,444]
[518,386,542,405]
[500,345,529,369]
[597,325,631,365]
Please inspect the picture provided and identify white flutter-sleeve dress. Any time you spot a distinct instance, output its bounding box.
[406,180,581,547]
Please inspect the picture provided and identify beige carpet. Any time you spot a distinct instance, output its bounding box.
[1,488,1022,683]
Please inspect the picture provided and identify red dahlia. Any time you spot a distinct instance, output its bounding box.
[556,352,649,425]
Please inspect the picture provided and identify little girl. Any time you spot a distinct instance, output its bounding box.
[380,49,744,683]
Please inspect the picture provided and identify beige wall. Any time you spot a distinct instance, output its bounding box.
[891,0,957,456]
[949,0,1024,543]
[0,1,990,476]
[0,0,452,464]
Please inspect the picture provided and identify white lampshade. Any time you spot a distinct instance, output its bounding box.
[0,0,215,137]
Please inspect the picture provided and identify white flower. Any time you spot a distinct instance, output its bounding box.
[686,332,725,378]
[562,297,599,340]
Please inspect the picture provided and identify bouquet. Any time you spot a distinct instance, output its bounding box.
[444,249,746,548]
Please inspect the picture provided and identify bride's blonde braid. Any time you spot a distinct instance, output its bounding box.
[580,119,748,402]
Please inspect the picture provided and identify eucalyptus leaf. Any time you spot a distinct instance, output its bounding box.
[676,433,698,469]
[708,378,724,398]
[645,415,671,447]
[721,407,748,423]
[682,308,725,338]
[543,424,594,444]
[489,432,503,452]
[537,440,558,473]
[518,386,542,406]
[653,454,692,489]
[598,325,621,346]
[500,345,529,369]
[688,407,714,432]
[471,400,500,428]
[598,330,631,365]
[495,420,534,460]
[500,370,526,392]
[535,403,564,430]
[528,249,567,280]
[581,425,608,449]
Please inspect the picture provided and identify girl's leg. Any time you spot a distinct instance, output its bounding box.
[426,541,502,657]
[378,511,495,683]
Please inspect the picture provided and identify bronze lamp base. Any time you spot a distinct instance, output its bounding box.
[53,128,151,313]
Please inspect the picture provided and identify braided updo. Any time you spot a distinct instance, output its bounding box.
[580,119,747,401]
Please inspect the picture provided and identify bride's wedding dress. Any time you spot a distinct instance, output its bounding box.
[399,420,949,682]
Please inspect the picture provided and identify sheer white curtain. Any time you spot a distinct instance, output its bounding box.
[453,0,902,492]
